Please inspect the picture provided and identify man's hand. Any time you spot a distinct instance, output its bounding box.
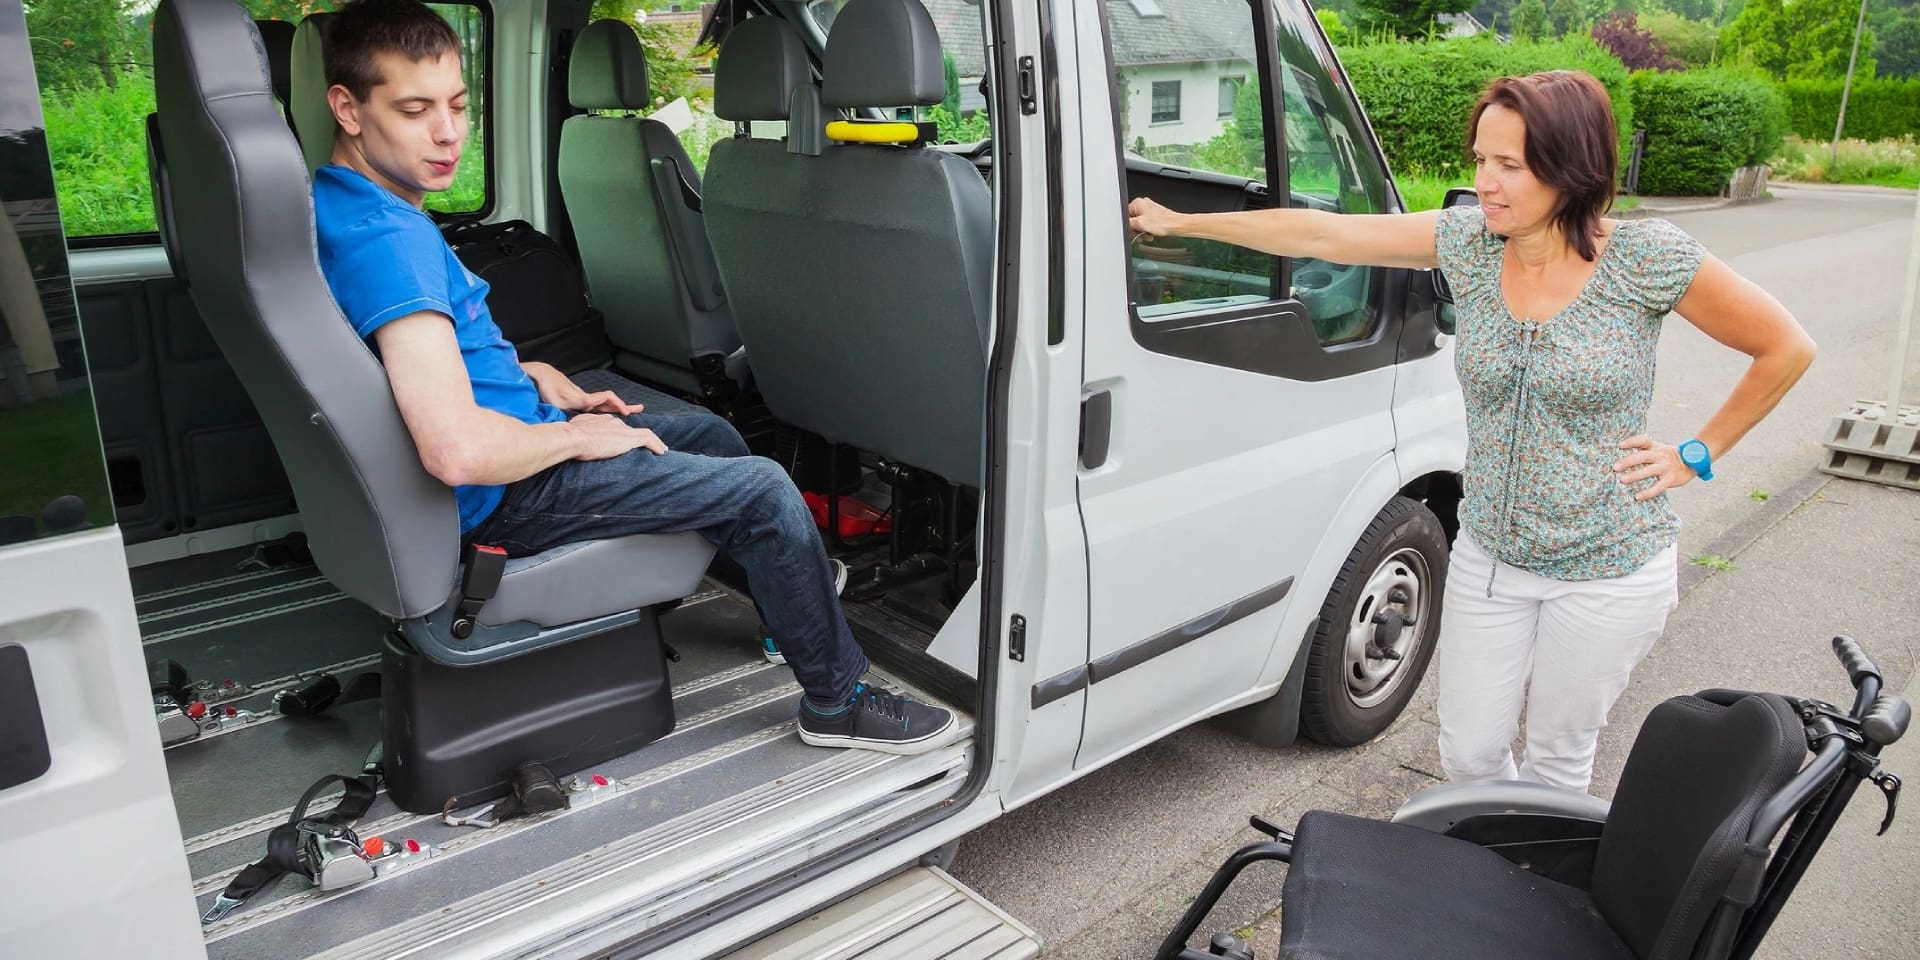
[569,413,667,460]
[523,361,643,416]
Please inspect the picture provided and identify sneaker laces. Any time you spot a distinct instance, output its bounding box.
[857,685,909,722]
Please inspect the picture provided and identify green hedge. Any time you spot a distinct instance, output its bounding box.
[1629,70,1784,196]
[1779,78,1920,142]
[1339,37,1633,177]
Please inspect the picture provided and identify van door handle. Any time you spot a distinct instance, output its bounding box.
[1080,391,1113,469]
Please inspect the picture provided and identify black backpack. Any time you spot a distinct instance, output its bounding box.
[441,218,611,374]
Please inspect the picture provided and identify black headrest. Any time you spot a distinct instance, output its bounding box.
[255,18,296,105]
[713,15,812,122]
[821,0,943,110]
[570,19,651,111]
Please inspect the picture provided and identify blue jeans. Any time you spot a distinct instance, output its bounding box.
[465,406,868,702]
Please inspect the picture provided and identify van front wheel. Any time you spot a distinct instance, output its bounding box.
[1300,496,1448,747]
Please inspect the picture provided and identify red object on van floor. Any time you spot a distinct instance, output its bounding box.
[801,491,892,537]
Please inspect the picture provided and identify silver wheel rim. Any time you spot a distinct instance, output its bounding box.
[1343,547,1431,710]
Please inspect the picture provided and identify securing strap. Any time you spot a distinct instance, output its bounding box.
[202,773,378,924]
[274,670,381,718]
[441,761,567,829]
[451,543,508,640]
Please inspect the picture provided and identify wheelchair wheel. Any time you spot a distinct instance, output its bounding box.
[1300,496,1447,747]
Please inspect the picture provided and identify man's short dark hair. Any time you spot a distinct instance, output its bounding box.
[324,0,463,102]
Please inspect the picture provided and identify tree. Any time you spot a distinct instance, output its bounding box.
[1471,0,1516,32]
[590,0,703,103]
[1641,11,1722,67]
[1661,0,1721,20]
[1720,0,1790,76]
[24,0,147,93]
[1876,15,1920,77]
[1317,7,1354,45]
[1593,11,1684,69]
[1512,0,1551,40]
[1354,0,1477,39]
[1783,0,1874,80]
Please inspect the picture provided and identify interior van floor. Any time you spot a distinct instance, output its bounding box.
[142,543,975,959]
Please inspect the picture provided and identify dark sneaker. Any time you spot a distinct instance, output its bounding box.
[761,559,848,666]
[798,682,958,755]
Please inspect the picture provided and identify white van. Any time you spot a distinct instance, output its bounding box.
[0,0,1466,956]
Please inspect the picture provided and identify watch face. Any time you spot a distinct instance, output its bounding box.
[1680,441,1706,462]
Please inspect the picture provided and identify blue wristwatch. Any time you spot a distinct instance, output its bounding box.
[1679,439,1713,482]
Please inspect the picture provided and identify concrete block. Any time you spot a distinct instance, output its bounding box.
[1822,401,1920,466]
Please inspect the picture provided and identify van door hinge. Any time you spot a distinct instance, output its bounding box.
[1008,614,1027,662]
[1017,56,1037,115]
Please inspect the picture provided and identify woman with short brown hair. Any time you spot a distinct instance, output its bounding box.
[1127,69,1815,794]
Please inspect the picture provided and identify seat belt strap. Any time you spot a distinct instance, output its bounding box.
[450,544,508,640]
[202,774,378,924]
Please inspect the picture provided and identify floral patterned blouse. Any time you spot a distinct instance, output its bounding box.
[1435,205,1706,583]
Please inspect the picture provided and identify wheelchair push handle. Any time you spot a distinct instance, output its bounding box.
[1863,694,1911,748]
[1832,635,1882,691]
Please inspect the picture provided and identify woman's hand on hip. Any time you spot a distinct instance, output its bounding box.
[1614,435,1694,501]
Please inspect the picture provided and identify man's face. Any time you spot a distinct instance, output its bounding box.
[329,49,467,207]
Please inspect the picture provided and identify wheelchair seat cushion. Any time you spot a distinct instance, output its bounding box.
[1280,810,1636,960]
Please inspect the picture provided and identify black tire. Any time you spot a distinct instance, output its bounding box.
[1300,496,1449,747]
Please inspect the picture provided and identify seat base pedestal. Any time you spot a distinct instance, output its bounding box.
[381,611,676,813]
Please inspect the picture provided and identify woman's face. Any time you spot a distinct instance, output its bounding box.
[1471,104,1559,240]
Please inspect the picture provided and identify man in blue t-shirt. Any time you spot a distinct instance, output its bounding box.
[310,0,952,755]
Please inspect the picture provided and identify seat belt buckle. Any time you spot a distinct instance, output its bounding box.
[451,544,508,640]
[299,822,376,891]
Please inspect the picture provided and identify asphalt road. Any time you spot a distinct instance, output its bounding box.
[948,182,1920,960]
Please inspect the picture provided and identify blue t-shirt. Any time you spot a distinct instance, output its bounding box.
[311,164,567,533]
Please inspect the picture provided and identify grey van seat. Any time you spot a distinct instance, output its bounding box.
[151,0,715,811]
[288,12,335,172]
[151,0,715,644]
[561,19,742,399]
[704,0,990,487]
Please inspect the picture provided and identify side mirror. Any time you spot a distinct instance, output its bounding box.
[1428,187,1475,333]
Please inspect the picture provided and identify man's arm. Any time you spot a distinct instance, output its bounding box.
[519,360,643,416]
[375,312,664,486]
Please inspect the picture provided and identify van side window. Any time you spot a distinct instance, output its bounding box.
[1100,0,1276,318]
[1272,1,1394,345]
[1,36,116,543]
[29,0,490,243]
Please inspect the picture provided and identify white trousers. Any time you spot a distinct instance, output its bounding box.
[1436,530,1679,793]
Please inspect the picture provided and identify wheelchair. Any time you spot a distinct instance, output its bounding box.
[1160,635,1910,960]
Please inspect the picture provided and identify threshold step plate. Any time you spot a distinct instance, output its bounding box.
[723,867,1040,960]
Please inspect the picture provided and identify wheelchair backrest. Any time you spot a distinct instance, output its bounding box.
[1588,693,1806,960]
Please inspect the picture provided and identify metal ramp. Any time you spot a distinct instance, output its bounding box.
[724,867,1041,960]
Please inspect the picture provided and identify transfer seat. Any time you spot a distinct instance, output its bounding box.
[704,0,990,488]
[149,0,716,812]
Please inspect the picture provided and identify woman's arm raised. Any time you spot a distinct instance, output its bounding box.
[1126,197,1445,270]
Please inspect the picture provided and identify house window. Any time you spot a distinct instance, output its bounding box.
[1150,81,1181,124]
[1218,75,1245,118]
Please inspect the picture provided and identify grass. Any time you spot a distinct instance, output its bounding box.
[1769,134,1920,190]
[0,390,116,533]
[1749,489,1771,502]
[1689,553,1737,572]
